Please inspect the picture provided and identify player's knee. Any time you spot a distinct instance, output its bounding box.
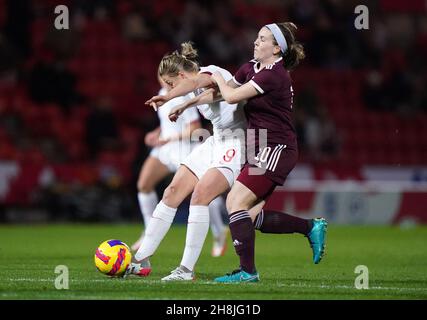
[226,192,246,213]
[137,179,154,193]
[226,193,236,213]
[190,187,212,206]
[162,184,179,206]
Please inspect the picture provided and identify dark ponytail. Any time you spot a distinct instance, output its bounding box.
[276,22,305,70]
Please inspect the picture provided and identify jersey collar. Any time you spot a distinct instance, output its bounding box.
[253,57,283,73]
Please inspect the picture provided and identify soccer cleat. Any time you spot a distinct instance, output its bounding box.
[307,218,328,264]
[214,268,259,283]
[161,267,195,281]
[123,257,151,278]
[211,227,229,257]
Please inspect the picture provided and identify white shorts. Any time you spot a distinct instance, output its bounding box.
[150,141,194,172]
[182,135,245,187]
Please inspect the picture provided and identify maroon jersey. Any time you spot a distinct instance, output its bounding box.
[233,58,297,149]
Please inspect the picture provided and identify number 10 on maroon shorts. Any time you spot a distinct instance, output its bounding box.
[237,144,298,200]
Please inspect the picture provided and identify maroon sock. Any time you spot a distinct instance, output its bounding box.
[254,209,312,236]
[229,210,256,274]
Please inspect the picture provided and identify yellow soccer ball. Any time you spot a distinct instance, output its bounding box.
[94,240,132,277]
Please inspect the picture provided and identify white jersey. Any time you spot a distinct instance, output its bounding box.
[181,65,248,186]
[196,65,247,138]
[157,87,201,140]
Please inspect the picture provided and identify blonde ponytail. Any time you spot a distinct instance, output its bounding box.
[158,42,200,77]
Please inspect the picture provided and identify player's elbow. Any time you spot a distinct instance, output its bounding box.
[222,93,239,104]
[225,97,240,105]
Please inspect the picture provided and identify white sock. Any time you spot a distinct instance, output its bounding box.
[135,201,176,261]
[208,197,226,239]
[180,205,210,271]
[138,191,158,227]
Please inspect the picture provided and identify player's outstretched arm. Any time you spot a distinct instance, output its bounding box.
[146,73,214,110]
[212,72,258,104]
[168,88,220,122]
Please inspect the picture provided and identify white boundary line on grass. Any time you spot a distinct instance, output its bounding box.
[5,278,427,292]
[277,283,427,292]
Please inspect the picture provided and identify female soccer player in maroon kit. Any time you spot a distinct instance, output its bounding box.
[211,22,328,283]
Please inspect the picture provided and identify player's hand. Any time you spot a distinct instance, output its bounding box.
[168,104,186,122]
[211,72,225,85]
[145,95,168,111]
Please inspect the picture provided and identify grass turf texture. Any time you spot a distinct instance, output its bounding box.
[0,224,426,300]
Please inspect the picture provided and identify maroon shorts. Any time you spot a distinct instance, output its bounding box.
[237,144,298,200]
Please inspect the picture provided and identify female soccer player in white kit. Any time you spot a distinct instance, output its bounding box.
[125,42,247,281]
[132,77,229,258]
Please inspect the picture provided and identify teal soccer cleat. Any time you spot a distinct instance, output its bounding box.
[214,268,260,283]
[307,218,328,264]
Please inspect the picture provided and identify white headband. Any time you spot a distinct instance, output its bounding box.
[265,23,288,54]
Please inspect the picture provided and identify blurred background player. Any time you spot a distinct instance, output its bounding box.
[211,22,327,283]
[132,75,229,258]
[126,42,247,281]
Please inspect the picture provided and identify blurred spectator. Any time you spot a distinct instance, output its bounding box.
[363,67,421,116]
[411,72,427,113]
[362,70,388,111]
[384,69,414,115]
[26,15,83,113]
[0,35,19,86]
[306,8,351,68]
[39,138,67,163]
[44,28,80,61]
[294,86,319,155]
[72,0,116,21]
[121,12,151,41]
[295,85,320,116]
[39,180,133,222]
[289,0,317,26]
[295,86,341,162]
[304,106,341,162]
[27,60,84,114]
[3,0,33,59]
[85,96,121,159]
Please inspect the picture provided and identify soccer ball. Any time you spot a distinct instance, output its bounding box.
[94,239,132,277]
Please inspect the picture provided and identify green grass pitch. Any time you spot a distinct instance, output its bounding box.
[0,223,426,300]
